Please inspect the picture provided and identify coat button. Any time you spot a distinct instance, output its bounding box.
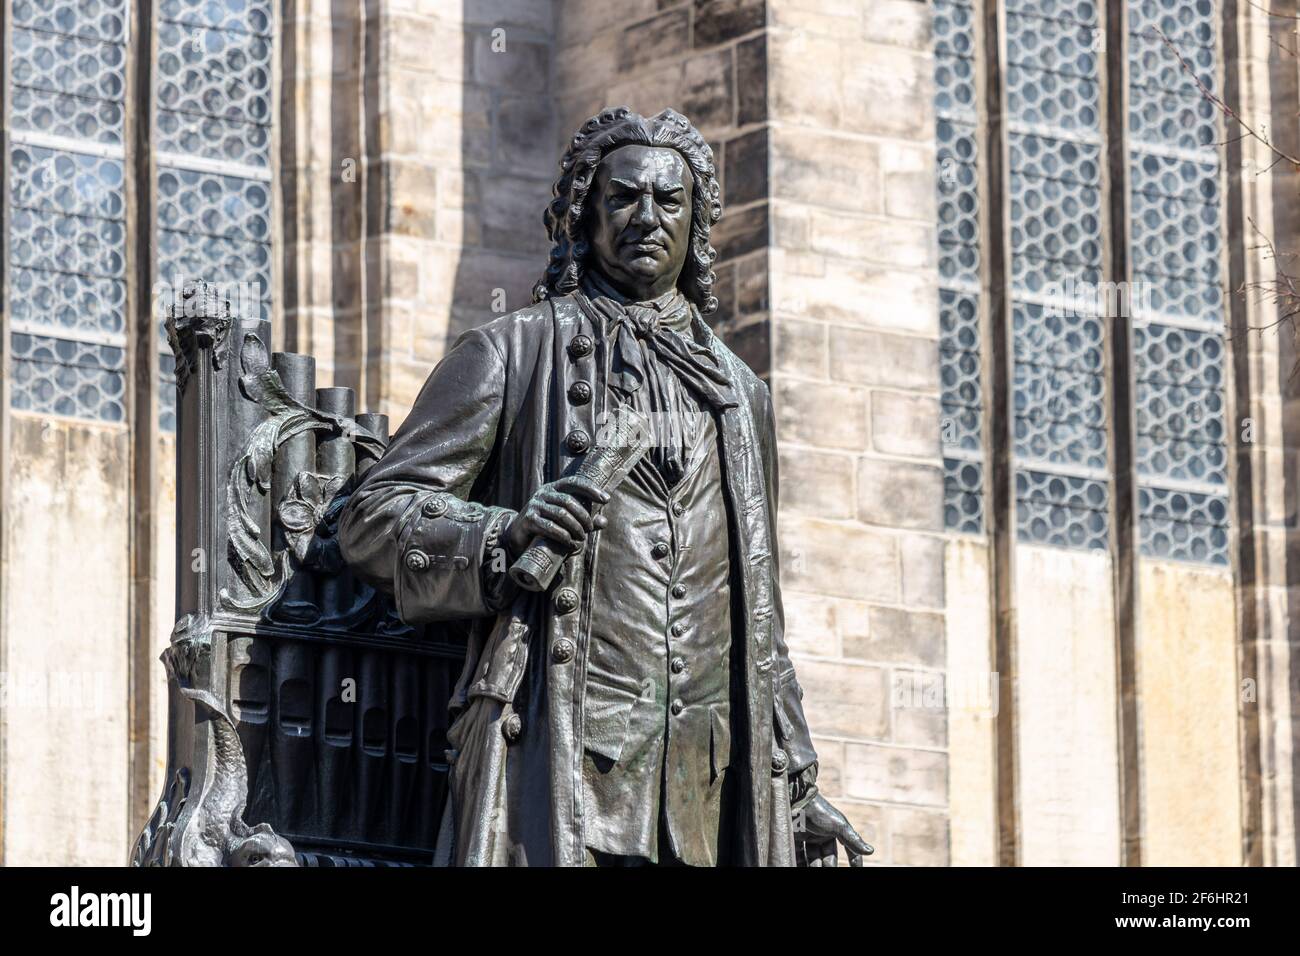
[670,656,686,674]
[404,550,429,572]
[568,334,594,359]
[651,541,669,559]
[551,639,575,664]
[421,495,448,518]
[671,583,687,599]
[567,380,592,405]
[554,587,579,614]
[566,429,591,454]
[671,622,685,637]
[502,713,522,742]
[671,699,684,716]
[771,750,789,773]
[671,502,685,517]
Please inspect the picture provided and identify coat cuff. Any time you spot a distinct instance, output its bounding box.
[774,670,818,774]
[394,491,515,622]
[789,762,819,812]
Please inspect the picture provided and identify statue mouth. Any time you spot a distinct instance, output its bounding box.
[624,237,666,254]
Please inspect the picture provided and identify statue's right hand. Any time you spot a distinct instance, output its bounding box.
[504,476,611,558]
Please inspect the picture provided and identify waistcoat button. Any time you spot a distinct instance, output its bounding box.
[651,541,669,559]
[551,639,575,664]
[671,622,685,637]
[670,656,686,674]
[670,699,684,716]
[671,583,687,599]
[554,587,580,614]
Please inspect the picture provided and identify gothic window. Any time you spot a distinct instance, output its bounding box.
[935,0,984,535]
[154,0,275,430]
[5,0,130,422]
[1128,0,1229,564]
[1007,0,1109,551]
[3,0,277,431]
[934,0,1230,567]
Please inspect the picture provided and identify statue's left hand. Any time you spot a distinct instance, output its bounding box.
[794,792,874,867]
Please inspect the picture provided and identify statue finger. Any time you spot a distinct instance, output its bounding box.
[535,501,588,540]
[542,490,599,531]
[529,516,578,552]
[553,475,611,505]
[807,839,835,867]
[835,819,874,858]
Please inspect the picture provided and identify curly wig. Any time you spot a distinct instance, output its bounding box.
[532,107,724,313]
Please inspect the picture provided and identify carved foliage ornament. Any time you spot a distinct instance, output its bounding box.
[221,332,385,612]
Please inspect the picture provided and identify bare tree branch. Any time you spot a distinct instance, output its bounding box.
[1244,0,1300,21]
[1150,27,1300,171]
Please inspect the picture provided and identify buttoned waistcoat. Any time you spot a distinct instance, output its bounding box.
[338,294,815,867]
[582,409,734,865]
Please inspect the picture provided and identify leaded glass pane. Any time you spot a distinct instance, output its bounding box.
[1008,1,1108,550]
[6,0,129,422]
[1013,302,1107,470]
[1016,469,1110,551]
[1128,0,1229,565]
[10,332,127,421]
[154,0,275,430]
[935,0,984,535]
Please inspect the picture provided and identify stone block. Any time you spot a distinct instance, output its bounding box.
[881,140,936,221]
[886,805,951,866]
[779,515,900,602]
[496,95,558,177]
[778,447,855,519]
[771,127,882,213]
[736,34,767,125]
[856,455,943,530]
[870,390,940,457]
[773,318,828,377]
[830,327,938,391]
[694,0,766,47]
[619,6,691,71]
[842,605,945,667]
[841,45,931,141]
[724,127,769,208]
[794,658,890,740]
[774,377,869,450]
[782,592,839,656]
[805,208,934,270]
[844,742,948,807]
[901,533,945,609]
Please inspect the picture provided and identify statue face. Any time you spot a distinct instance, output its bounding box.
[588,145,694,301]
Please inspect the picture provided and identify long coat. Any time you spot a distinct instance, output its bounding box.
[338,294,818,866]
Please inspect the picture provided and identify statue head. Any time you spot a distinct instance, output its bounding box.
[533,107,723,312]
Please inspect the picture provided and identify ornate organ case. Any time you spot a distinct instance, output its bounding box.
[132,283,464,866]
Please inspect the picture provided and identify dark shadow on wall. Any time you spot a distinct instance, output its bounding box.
[444,1,772,383]
[446,0,559,354]
[336,0,366,402]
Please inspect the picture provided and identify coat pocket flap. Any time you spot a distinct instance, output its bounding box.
[583,680,637,764]
[469,617,529,703]
[710,703,731,778]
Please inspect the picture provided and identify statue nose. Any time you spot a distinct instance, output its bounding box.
[634,194,657,226]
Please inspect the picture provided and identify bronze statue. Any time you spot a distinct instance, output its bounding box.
[339,107,872,867]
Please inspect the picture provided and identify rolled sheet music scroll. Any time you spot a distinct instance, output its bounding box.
[509,407,652,592]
